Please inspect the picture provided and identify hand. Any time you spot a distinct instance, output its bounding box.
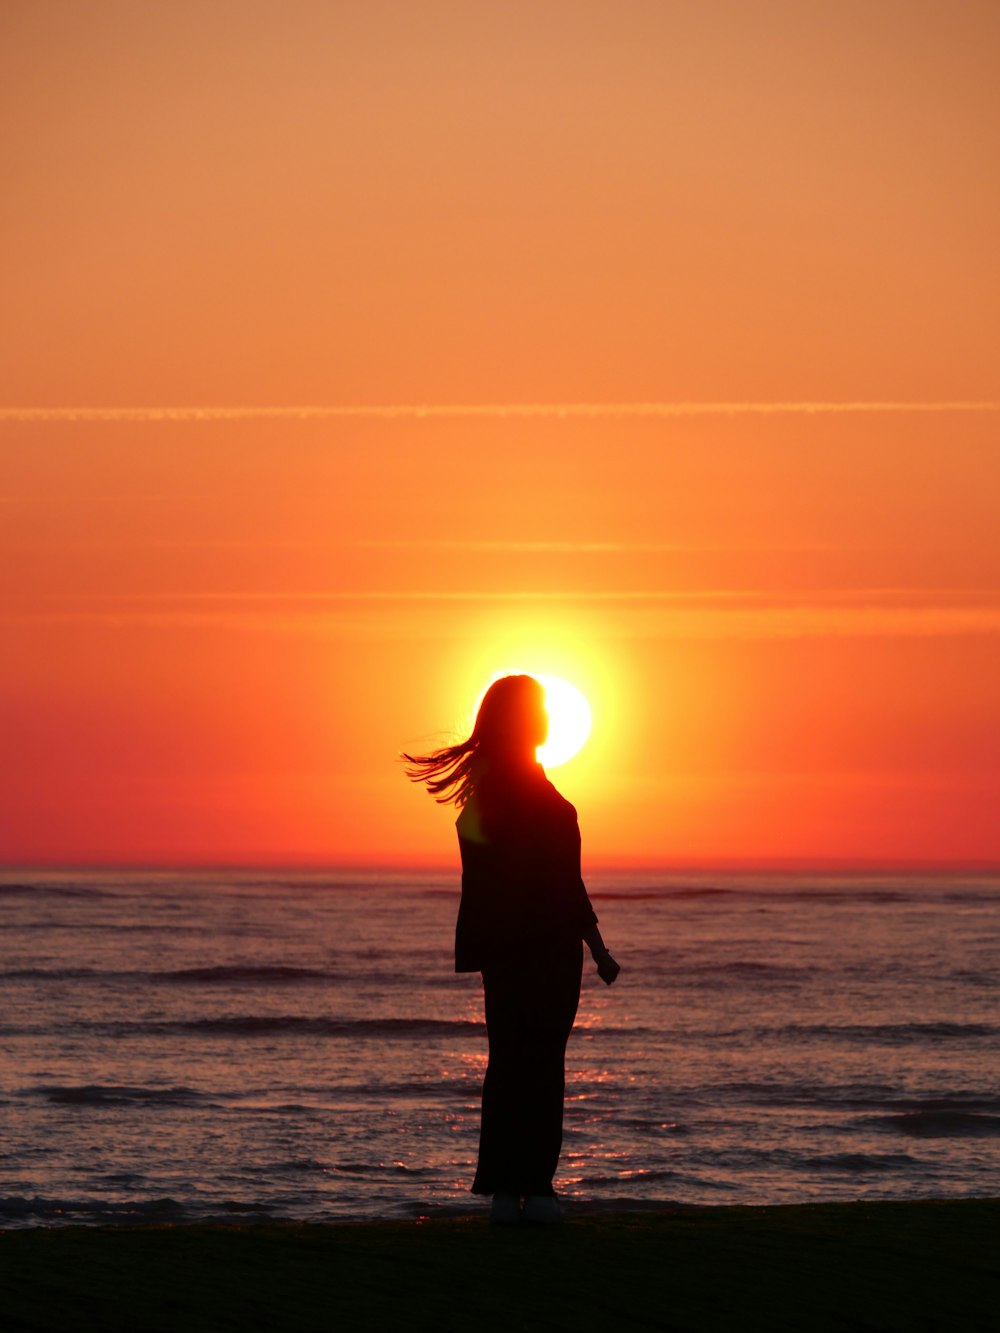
[596,951,620,986]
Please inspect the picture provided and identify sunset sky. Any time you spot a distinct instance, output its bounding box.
[3,1,998,867]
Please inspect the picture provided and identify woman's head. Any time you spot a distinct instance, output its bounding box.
[402,673,548,805]
[472,674,548,756]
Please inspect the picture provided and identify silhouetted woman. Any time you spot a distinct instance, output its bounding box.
[404,674,620,1224]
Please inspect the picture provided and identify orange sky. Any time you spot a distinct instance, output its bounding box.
[2,2,998,867]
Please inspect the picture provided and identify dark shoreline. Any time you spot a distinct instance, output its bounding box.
[3,1197,998,1331]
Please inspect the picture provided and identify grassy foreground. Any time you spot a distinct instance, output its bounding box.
[3,1198,998,1332]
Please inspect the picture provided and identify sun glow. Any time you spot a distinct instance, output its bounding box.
[474,670,593,769]
[535,674,592,768]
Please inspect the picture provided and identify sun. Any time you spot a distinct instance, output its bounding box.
[473,670,593,768]
[534,674,592,768]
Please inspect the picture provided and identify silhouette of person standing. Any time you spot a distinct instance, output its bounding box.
[405,674,620,1224]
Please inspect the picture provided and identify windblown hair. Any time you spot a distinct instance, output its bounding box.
[403,674,542,807]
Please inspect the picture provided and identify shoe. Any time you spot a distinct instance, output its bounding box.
[521,1194,563,1225]
[489,1193,521,1225]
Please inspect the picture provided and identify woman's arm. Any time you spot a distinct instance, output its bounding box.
[584,923,621,985]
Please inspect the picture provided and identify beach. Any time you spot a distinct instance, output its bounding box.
[3,1198,998,1331]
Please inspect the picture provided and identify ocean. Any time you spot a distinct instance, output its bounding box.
[1,869,998,1228]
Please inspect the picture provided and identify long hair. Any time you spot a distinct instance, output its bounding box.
[403,674,544,807]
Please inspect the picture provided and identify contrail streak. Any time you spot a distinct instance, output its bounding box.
[2,401,999,423]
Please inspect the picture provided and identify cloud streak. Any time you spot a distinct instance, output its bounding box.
[12,587,998,603]
[2,401,999,424]
[359,539,872,554]
[6,594,1000,640]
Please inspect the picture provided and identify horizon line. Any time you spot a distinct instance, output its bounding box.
[2,857,998,874]
[2,400,999,424]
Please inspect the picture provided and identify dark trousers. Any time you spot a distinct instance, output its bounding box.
[472,943,582,1196]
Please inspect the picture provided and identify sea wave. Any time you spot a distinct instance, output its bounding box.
[2,1015,647,1040]
[0,883,114,899]
[111,1015,485,1039]
[158,965,332,984]
[860,1111,1000,1138]
[0,1195,271,1227]
[760,1021,1000,1043]
[324,1078,476,1099]
[31,1084,210,1107]
[699,1082,1000,1113]
[0,967,104,980]
[620,1117,692,1135]
[329,1161,435,1176]
[591,889,732,900]
[577,1168,682,1185]
[0,962,421,985]
[799,1152,918,1172]
[674,960,809,980]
